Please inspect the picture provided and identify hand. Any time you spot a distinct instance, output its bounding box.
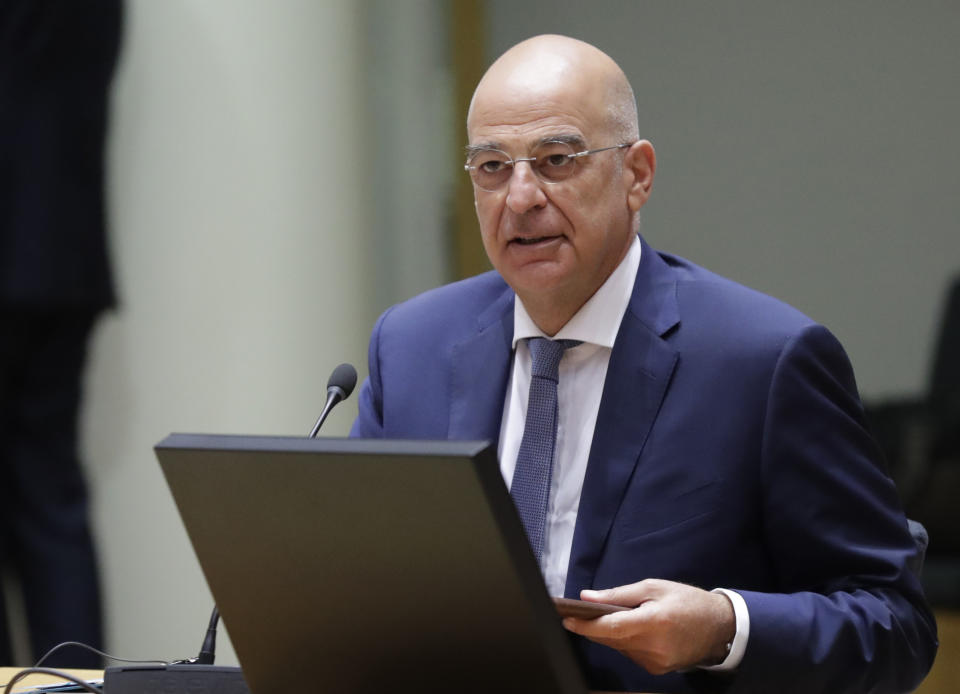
[561,579,736,675]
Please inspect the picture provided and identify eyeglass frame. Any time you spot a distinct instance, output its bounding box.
[463,141,633,192]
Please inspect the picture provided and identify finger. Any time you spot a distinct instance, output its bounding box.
[563,609,639,640]
[563,615,609,637]
[579,589,609,603]
[562,618,626,648]
[581,579,658,607]
[564,617,662,671]
[565,613,685,675]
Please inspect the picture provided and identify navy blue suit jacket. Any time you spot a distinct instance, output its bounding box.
[351,236,937,693]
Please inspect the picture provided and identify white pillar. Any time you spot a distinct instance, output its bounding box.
[85,0,372,663]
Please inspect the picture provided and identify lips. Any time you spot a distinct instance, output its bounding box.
[510,234,563,246]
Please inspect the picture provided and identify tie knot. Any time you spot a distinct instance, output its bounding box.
[527,338,581,380]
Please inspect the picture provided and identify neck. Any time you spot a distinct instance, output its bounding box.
[520,291,587,337]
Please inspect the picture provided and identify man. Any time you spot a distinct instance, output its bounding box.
[351,35,937,692]
[0,0,120,667]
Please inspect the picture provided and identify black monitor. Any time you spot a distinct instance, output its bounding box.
[156,434,589,694]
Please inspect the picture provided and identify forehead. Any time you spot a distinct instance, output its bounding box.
[468,74,608,150]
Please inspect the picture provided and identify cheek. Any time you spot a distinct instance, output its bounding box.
[560,195,624,257]
[553,194,593,239]
[475,198,502,239]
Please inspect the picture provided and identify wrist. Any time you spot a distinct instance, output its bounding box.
[704,592,736,665]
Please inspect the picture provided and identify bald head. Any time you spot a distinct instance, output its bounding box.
[465,35,656,334]
[468,35,639,144]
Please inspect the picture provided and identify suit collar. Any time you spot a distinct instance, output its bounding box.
[626,234,681,339]
[448,283,515,445]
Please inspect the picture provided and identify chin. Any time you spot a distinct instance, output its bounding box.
[505,266,574,296]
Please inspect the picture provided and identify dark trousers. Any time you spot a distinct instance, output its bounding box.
[0,307,103,667]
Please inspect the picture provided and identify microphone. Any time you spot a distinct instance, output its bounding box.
[192,363,357,662]
[106,362,361,694]
[309,362,358,438]
[194,606,219,665]
[197,363,357,665]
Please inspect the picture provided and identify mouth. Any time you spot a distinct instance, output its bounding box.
[510,234,563,246]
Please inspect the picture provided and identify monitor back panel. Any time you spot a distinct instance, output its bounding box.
[156,434,587,694]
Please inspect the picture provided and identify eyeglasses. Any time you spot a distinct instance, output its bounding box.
[464,141,631,192]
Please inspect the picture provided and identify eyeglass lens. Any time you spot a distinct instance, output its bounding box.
[468,141,577,191]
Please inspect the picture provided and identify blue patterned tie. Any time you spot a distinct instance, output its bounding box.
[510,337,580,564]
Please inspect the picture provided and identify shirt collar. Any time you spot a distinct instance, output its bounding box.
[512,234,641,349]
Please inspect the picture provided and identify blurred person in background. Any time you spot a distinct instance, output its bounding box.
[0,0,122,668]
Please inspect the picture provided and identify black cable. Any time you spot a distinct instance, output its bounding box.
[2,668,102,694]
[32,641,169,669]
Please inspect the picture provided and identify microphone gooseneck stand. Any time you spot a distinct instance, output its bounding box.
[103,364,358,694]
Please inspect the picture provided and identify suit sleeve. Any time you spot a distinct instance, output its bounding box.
[731,324,937,693]
[350,308,389,438]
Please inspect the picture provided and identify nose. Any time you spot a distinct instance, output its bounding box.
[504,160,547,214]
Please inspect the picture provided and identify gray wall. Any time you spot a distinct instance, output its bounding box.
[487,1,960,400]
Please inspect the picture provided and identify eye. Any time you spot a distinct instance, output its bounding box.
[542,153,571,168]
[533,141,576,174]
[533,143,576,182]
[479,159,506,173]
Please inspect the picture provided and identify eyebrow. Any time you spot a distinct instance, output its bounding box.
[465,133,588,157]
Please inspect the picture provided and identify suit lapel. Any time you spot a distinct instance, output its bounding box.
[565,238,681,597]
[448,288,515,446]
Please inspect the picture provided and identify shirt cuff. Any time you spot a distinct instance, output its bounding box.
[699,588,750,672]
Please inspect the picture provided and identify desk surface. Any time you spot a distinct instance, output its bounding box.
[0,668,102,691]
[0,667,657,694]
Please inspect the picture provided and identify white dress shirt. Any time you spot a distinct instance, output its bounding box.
[496,235,748,671]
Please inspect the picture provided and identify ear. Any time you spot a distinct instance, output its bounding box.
[624,140,656,212]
